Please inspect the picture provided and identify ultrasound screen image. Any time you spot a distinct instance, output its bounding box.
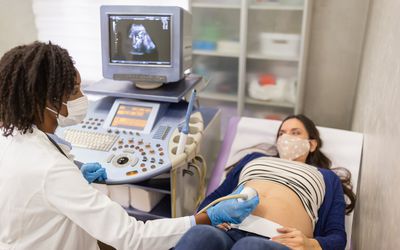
[109,15,171,65]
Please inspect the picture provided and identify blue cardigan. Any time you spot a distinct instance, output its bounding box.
[199,153,347,250]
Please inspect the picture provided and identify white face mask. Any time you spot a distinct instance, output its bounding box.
[46,95,88,127]
[276,134,310,161]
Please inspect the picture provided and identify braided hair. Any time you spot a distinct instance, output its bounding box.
[0,41,75,137]
[277,114,356,215]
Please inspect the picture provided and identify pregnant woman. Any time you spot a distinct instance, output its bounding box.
[174,114,356,250]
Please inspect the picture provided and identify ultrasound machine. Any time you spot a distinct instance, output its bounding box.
[55,6,220,217]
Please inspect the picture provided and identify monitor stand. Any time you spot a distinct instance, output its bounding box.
[83,74,203,103]
[135,82,164,90]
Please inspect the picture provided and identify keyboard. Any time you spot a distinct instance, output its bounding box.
[64,129,118,151]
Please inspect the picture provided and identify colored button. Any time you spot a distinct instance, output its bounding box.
[126,170,138,176]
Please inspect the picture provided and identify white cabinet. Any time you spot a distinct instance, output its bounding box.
[191,0,312,120]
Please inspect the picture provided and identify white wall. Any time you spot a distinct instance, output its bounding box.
[303,0,370,129]
[351,0,400,249]
[0,0,37,56]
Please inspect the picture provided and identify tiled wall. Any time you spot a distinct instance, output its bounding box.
[352,0,400,249]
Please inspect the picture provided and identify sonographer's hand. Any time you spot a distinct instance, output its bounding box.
[206,184,259,226]
[81,162,107,183]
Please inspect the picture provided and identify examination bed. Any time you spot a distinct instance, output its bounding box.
[206,117,363,250]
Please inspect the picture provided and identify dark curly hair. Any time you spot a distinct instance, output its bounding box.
[0,41,76,137]
[277,114,356,215]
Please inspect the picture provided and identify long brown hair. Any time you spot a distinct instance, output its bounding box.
[278,114,356,215]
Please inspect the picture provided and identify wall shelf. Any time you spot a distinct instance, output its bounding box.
[245,97,295,108]
[192,3,241,9]
[249,4,304,11]
[247,52,299,61]
[198,92,238,102]
[193,49,240,58]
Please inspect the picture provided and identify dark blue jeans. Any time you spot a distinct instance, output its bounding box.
[174,225,290,250]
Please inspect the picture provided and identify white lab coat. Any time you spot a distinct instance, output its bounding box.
[0,127,191,250]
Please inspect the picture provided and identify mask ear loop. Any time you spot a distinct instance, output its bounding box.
[45,107,60,118]
[46,100,68,118]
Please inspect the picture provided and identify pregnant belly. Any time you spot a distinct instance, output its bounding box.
[245,180,314,238]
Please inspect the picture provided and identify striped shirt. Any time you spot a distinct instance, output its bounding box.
[238,157,325,227]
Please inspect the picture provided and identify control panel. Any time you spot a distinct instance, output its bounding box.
[57,96,204,184]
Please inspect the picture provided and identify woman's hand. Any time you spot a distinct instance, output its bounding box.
[271,227,321,250]
[217,223,232,231]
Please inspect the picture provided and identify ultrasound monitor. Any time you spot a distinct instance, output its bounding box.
[100,6,192,89]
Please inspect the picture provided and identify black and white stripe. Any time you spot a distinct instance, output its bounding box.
[238,157,325,227]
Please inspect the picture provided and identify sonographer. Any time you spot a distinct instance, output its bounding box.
[0,42,259,250]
